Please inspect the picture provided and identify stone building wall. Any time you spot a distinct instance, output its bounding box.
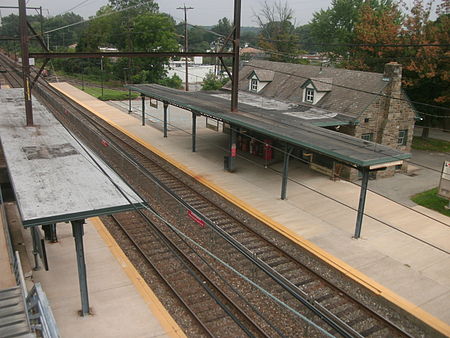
[336,63,416,181]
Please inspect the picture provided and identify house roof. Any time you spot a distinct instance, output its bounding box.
[235,60,390,118]
[240,47,264,55]
[302,78,333,92]
[247,69,275,82]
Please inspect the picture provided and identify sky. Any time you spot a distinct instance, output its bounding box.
[0,0,334,27]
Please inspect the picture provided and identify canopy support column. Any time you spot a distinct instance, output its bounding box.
[192,112,197,152]
[72,219,90,316]
[163,102,169,138]
[281,144,293,200]
[141,95,145,126]
[354,167,369,239]
[128,90,132,113]
[228,125,237,172]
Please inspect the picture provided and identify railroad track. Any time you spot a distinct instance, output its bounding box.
[0,53,436,337]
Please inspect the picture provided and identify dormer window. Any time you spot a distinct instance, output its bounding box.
[300,78,333,105]
[305,88,314,103]
[250,79,258,92]
[247,69,274,93]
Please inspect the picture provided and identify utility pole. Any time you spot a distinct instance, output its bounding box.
[177,4,193,91]
[19,0,33,126]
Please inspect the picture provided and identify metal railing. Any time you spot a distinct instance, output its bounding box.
[26,283,60,338]
[1,187,59,337]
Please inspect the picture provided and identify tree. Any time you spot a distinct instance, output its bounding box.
[348,2,402,71]
[76,4,179,84]
[255,1,299,62]
[201,72,228,90]
[212,17,232,36]
[309,0,396,57]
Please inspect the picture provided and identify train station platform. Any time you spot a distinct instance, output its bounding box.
[50,82,450,335]
[19,216,184,338]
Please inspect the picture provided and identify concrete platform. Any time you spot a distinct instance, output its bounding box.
[21,218,184,338]
[50,82,450,335]
[0,211,16,289]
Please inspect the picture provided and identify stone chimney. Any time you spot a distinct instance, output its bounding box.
[376,62,403,145]
[383,62,402,99]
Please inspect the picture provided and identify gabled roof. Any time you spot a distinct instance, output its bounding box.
[301,78,333,92]
[236,60,390,118]
[247,69,274,82]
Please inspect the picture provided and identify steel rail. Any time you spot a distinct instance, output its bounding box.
[0,53,421,337]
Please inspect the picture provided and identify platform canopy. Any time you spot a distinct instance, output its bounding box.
[0,88,145,227]
[127,84,411,169]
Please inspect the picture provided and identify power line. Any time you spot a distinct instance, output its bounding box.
[257,36,450,48]
[246,62,450,114]
[115,100,449,251]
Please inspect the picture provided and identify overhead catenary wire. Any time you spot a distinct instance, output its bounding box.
[117,99,450,236]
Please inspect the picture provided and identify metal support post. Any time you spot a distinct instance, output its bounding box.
[228,125,237,172]
[141,95,145,126]
[281,144,293,200]
[31,227,41,271]
[163,102,169,138]
[71,219,90,316]
[128,90,132,113]
[354,167,370,239]
[19,0,33,126]
[192,112,197,152]
[231,0,241,112]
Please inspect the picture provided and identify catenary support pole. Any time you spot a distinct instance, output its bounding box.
[228,125,237,172]
[177,5,193,91]
[192,112,197,152]
[18,0,33,126]
[163,102,169,138]
[71,219,90,316]
[141,95,145,126]
[354,167,370,239]
[231,0,241,112]
[281,144,293,200]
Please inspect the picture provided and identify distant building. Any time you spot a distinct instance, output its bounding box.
[229,59,417,179]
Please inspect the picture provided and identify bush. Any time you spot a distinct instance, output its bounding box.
[201,72,228,91]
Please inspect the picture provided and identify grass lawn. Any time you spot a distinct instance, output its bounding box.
[412,136,450,152]
[411,188,450,217]
[75,85,139,101]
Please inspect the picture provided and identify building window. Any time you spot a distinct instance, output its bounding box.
[364,118,370,123]
[361,133,373,141]
[398,129,408,145]
[305,88,314,103]
[250,79,258,92]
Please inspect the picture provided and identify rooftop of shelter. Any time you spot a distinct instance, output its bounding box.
[0,88,144,227]
[126,83,410,168]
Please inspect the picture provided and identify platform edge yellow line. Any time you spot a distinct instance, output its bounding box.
[91,217,186,338]
[51,83,450,336]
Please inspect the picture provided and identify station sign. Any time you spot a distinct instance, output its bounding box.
[438,160,450,200]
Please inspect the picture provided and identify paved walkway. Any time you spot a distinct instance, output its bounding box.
[20,217,183,338]
[51,83,450,334]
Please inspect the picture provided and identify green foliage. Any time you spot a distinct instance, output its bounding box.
[212,17,232,36]
[411,188,450,217]
[77,85,139,101]
[201,72,228,91]
[157,74,183,89]
[0,12,84,53]
[309,0,395,56]
[255,1,300,62]
[412,136,450,152]
[76,7,179,84]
